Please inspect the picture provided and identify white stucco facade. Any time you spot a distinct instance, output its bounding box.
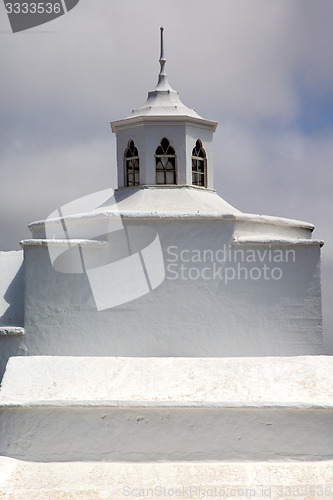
[113,119,216,189]
[19,204,323,358]
[0,251,25,380]
[0,251,24,328]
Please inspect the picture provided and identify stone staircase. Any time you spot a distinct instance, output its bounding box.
[0,356,332,498]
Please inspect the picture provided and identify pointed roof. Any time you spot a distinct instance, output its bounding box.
[128,27,203,119]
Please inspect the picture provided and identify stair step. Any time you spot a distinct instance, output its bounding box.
[0,356,332,462]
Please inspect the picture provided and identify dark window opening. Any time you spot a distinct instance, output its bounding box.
[192,139,206,187]
[155,138,176,185]
[124,139,140,187]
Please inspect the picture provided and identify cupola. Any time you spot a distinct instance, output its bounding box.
[111,28,217,190]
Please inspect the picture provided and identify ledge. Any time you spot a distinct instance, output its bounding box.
[111,114,218,132]
[0,327,25,336]
[115,184,217,193]
[28,212,317,229]
[28,209,315,231]
[0,400,332,410]
[233,237,324,247]
[20,239,107,248]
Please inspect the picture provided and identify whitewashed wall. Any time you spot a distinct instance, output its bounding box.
[22,218,323,358]
[115,121,215,189]
[0,251,25,379]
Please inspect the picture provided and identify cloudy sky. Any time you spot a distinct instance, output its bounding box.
[1,0,333,352]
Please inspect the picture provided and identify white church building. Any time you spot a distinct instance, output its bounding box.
[0,28,332,497]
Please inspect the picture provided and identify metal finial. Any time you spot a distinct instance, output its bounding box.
[159,26,167,77]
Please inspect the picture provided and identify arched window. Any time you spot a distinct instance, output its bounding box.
[124,140,140,187]
[192,140,206,187]
[155,138,176,185]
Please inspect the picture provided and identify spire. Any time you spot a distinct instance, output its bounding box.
[155,26,172,91]
[159,26,167,77]
[126,26,203,119]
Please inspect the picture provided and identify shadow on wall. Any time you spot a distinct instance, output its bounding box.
[0,262,25,382]
[0,262,24,327]
[322,259,333,355]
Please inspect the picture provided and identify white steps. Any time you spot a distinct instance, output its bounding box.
[0,356,332,463]
[1,457,333,499]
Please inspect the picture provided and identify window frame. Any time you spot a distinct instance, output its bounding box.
[191,139,207,187]
[155,137,177,185]
[124,139,140,187]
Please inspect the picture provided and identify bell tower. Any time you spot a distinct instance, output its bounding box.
[111,28,217,190]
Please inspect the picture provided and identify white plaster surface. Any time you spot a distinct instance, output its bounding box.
[0,458,332,499]
[0,356,332,462]
[112,120,217,188]
[1,356,332,405]
[0,251,25,381]
[21,216,323,358]
[0,251,23,326]
[2,403,332,461]
[28,186,317,234]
